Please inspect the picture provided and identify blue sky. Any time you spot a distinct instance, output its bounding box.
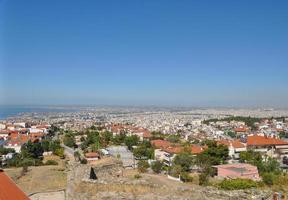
[1,0,288,107]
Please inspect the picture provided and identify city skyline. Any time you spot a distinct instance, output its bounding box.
[1,0,288,107]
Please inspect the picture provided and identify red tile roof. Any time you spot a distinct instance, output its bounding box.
[0,169,29,200]
[234,127,248,132]
[247,135,288,146]
[218,139,246,148]
[85,152,100,158]
[191,144,205,154]
[163,146,183,154]
[143,130,152,138]
[151,140,171,149]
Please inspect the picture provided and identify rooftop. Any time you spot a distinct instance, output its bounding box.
[0,169,29,200]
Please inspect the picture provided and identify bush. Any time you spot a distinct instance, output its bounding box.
[180,172,193,182]
[21,158,39,167]
[151,161,163,174]
[219,179,258,190]
[262,173,277,186]
[54,148,65,158]
[199,172,209,186]
[45,160,58,165]
[137,160,149,173]
[134,174,142,179]
[169,164,182,178]
[0,147,15,155]
[80,158,88,164]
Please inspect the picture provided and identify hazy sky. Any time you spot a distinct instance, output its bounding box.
[1,0,288,107]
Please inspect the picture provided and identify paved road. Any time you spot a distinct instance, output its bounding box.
[60,144,75,156]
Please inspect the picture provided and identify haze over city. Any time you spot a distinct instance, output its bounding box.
[1,0,288,107]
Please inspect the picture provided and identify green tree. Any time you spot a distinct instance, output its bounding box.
[173,152,193,171]
[63,134,75,148]
[199,167,214,186]
[41,140,50,152]
[124,135,139,150]
[49,140,61,153]
[199,141,229,165]
[21,141,44,159]
[166,134,181,143]
[239,150,280,175]
[101,131,113,147]
[133,145,154,159]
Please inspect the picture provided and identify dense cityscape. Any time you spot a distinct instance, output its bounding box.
[0,107,288,199]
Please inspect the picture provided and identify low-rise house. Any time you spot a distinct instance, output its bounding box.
[4,134,29,153]
[151,139,205,166]
[13,122,26,128]
[247,135,288,159]
[214,163,260,181]
[85,152,100,162]
[29,132,45,143]
[234,126,249,135]
[218,139,246,160]
[0,123,6,130]
[0,130,9,140]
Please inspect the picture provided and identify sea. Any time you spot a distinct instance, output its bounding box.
[0,105,79,120]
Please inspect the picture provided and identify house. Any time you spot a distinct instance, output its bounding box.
[151,139,171,149]
[151,139,205,166]
[234,126,249,134]
[0,124,6,130]
[0,130,9,140]
[4,134,29,153]
[218,139,246,160]
[247,135,288,159]
[0,169,30,200]
[214,163,260,181]
[29,132,45,143]
[85,152,100,162]
[162,145,183,166]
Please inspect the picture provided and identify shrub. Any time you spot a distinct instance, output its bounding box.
[180,172,193,182]
[134,174,142,179]
[45,160,58,165]
[137,160,149,173]
[21,158,38,167]
[199,172,209,186]
[54,148,65,158]
[169,164,182,178]
[80,158,88,164]
[219,178,258,190]
[151,161,163,174]
[262,173,277,186]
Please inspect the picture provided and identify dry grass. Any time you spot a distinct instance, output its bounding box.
[75,181,165,195]
[5,156,67,195]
